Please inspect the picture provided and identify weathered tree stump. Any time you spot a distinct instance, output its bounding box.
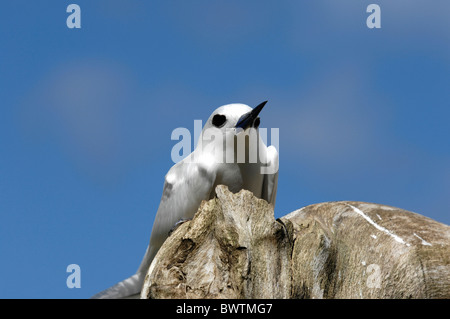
[141,185,450,299]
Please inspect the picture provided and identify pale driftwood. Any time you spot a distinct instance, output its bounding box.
[283,201,450,298]
[141,185,450,299]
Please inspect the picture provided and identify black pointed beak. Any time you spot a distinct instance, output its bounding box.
[235,101,267,130]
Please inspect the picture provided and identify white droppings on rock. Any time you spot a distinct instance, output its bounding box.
[347,204,410,247]
[413,233,432,246]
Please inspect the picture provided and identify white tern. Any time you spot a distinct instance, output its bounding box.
[92,101,279,298]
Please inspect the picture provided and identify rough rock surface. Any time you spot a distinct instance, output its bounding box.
[141,185,450,299]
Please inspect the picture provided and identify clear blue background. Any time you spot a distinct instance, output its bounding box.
[0,1,449,298]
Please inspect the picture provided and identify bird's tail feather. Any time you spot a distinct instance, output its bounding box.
[91,243,159,299]
[91,273,144,299]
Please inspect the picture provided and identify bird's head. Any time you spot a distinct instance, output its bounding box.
[202,101,267,136]
[195,101,267,162]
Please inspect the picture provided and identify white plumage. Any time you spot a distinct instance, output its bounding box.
[92,102,278,298]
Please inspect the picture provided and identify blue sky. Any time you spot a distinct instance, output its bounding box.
[0,1,449,298]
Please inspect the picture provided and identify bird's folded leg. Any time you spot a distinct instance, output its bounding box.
[168,218,192,236]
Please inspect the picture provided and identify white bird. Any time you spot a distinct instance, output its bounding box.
[92,101,279,299]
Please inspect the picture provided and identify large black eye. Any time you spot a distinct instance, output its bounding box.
[253,117,260,129]
[212,114,227,127]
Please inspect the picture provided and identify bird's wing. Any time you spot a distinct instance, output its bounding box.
[144,159,217,263]
[261,145,279,207]
[92,159,216,299]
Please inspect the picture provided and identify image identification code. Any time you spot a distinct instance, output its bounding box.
[176,303,273,316]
